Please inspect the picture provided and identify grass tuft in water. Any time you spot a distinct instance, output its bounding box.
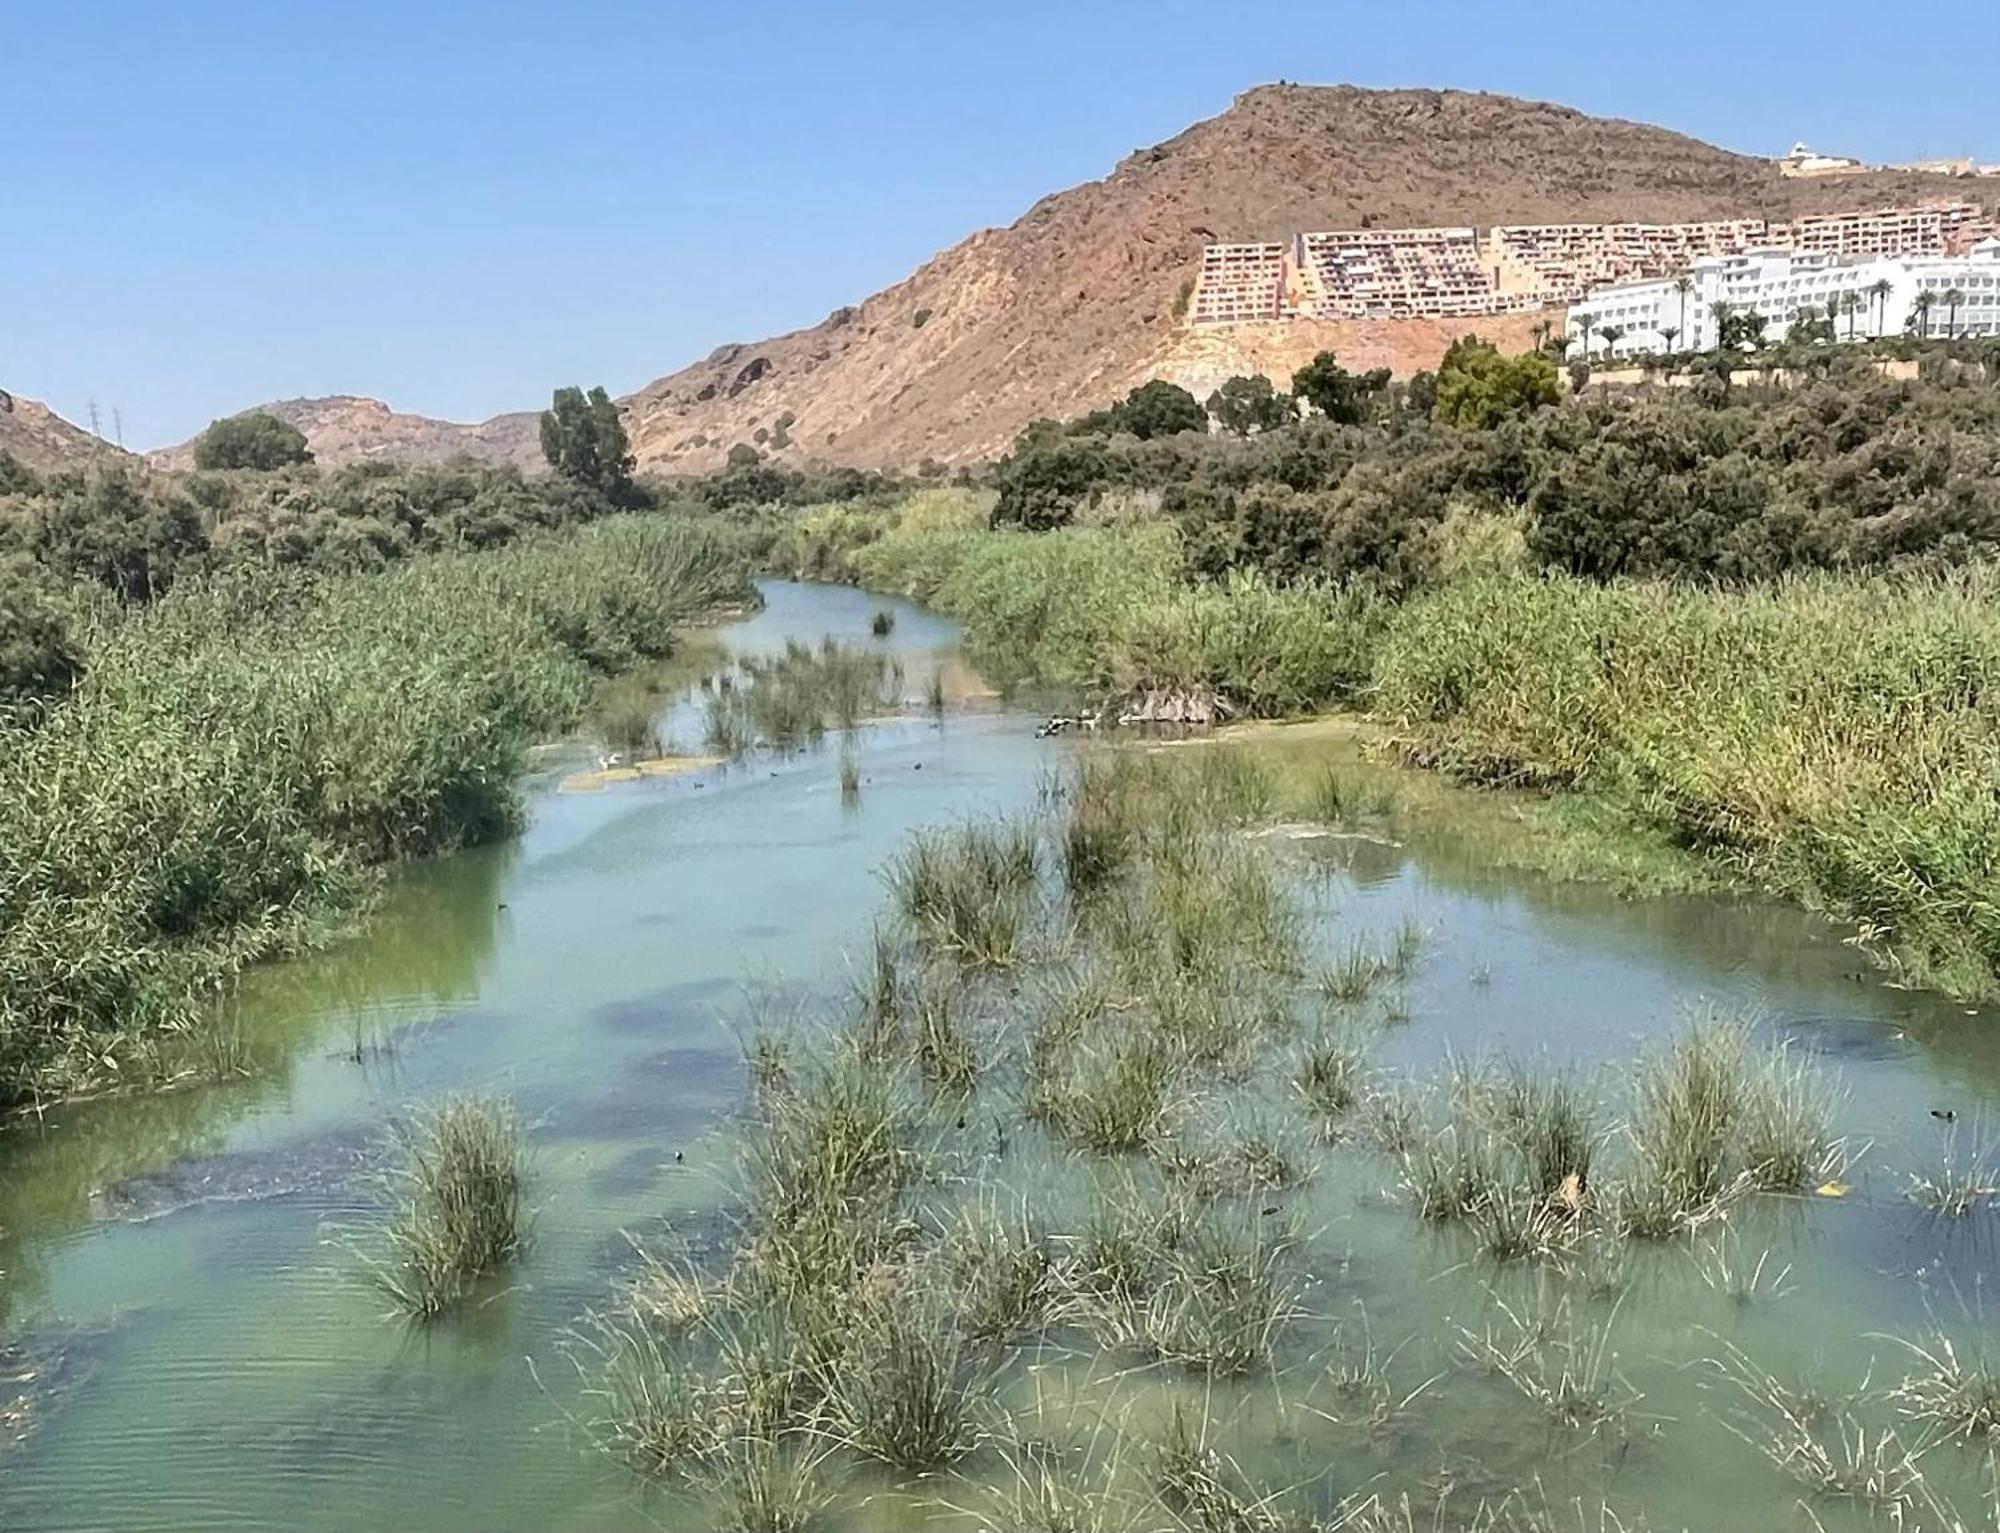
[870,609,895,638]
[821,1288,988,1469]
[367,1095,525,1319]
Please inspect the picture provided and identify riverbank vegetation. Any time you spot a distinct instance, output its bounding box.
[0,516,750,1110]
[716,346,2000,998]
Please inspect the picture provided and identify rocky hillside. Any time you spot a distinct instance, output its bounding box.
[0,389,129,473]
[162,85,1986,473]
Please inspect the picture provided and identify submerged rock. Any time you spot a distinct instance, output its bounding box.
[86,1123,379,1225]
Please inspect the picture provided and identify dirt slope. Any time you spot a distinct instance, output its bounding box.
[0,389,130,474]
[156,85,1988,473]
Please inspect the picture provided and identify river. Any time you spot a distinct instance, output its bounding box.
[2,581,1997,1531]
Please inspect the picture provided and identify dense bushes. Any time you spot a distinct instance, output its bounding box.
[974,350,2000,587]
[0,557,83,704]
[0,517,749,1107]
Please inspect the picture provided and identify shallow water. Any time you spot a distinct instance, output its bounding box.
[2,582,1997,1531]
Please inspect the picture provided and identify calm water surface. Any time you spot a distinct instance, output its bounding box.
[2,582,1997,1531]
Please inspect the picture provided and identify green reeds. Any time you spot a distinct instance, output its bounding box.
[366,1095,525,1319]
[0,518,749,1107]
[887,819,1039,966]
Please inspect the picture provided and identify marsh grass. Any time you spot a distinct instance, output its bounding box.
[1708,1342,1923,1505]
[1691,1231,1796,1306]
[1904,1118,2000,1217]
[705,638,897,757]
[837,749,862,802]
[1883,1331,2000,1443]
[888,819,1039,967]
[1031,1025,1178,1154]
[1294,1028,1368,1132]
[578,1309,715,1476]
[1455,1294,1640,1438]
[1618,1018,1843,1235]
[979,1443,1144,1533]
[1132,1208,1299,1374]
[821,1287,989,1469]
[946,1201,1055,1340]
[365,1095,525,1319]
[701,1436,840,1533]
[1153,1405,1307,1533]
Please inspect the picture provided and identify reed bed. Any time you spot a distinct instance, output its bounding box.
[0,517,748,1108]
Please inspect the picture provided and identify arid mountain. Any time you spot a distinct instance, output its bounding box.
[162,85,1989,473]
[0,388,130,474]
[147,395,542,473]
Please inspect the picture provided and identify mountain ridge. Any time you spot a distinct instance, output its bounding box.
[147,84,1993,474]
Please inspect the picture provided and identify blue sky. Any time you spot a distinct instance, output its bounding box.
[6,1,1995,450]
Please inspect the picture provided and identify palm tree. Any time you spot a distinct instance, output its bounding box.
[1943,286,1965,338]
[1710,300,1733,350]
[1660,324,1680,354]
[1871,277,1893,334]
[1673,273,1694,347]
[1911,290,1936,338]
[1841,291,1864,342]
[1571,312,1594,358]
[1599,323,1625,358]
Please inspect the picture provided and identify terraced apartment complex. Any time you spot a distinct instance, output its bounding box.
[1188,201,1995,326]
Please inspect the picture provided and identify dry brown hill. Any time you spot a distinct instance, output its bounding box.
[0,388,130,474]
[159,84,1990,473]
[146,395,542,473]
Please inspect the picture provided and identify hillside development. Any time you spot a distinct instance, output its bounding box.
[120,85,2000,476]
[1189,202,1994,325]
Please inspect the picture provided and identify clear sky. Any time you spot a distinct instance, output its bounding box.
[6,0,1995,450]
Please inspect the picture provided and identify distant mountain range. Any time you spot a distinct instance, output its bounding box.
[14,84,1987,478]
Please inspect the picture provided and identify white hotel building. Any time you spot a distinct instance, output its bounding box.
[1566,238,2000,359]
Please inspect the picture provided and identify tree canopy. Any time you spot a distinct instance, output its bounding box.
[1431,338,1561,430]
[1205,375,1296,436]
[1291,352,1391,424]
[192,411,314,471]
[540,385,636,503]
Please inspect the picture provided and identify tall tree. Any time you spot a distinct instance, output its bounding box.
[1673,273,1694,348]
[1871,278,1893,334]
[1910,291,1936,338]
[1570,313,1594,359]
[540,385,636,504]
[1943,287,1965,339]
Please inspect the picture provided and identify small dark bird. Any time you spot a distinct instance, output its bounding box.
[1931,1108,1958,1122]
[913,762,923,770]
[497,902,508,910]
[674,1150,685,1161]
[956,1116,967,1131]
[1261,1206,1280,1217]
